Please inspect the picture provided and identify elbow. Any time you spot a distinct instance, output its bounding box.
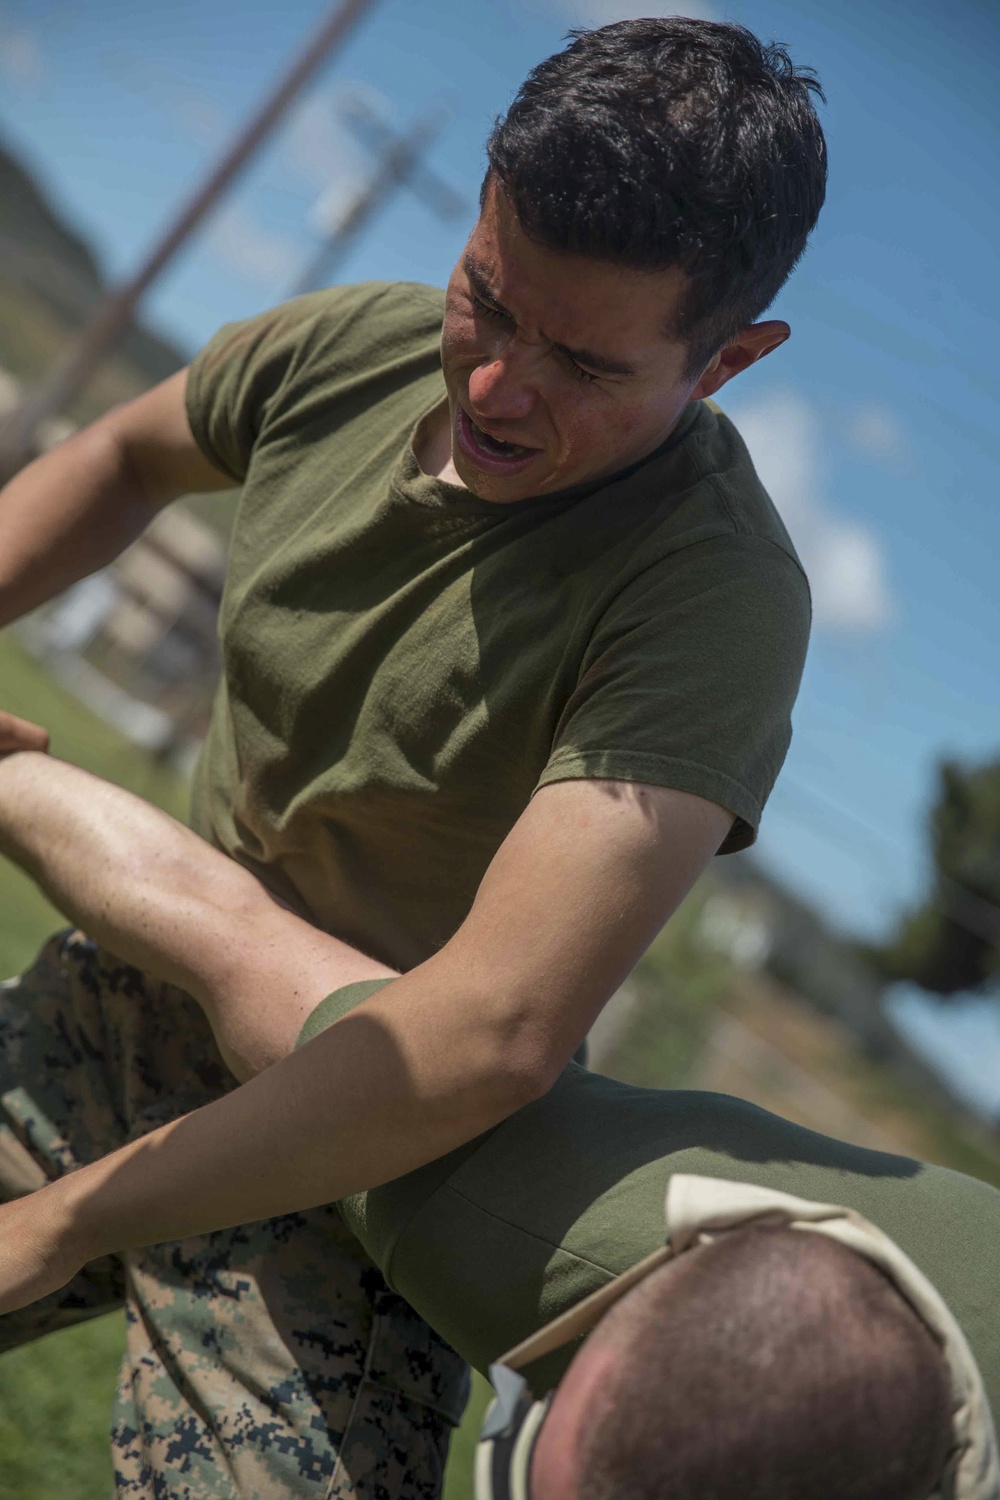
[516,1040,565,1104]
[474,1003,566,1114]
[496,1057,557,1113]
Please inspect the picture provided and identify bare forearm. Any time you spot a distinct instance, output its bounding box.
[0,424,152,629]
[53,957,538,1262]
[0,759,548,1265]
[0,751,266,992]
[0,752,393,1075]
[0,952,540,1314]
[0,368,229,631]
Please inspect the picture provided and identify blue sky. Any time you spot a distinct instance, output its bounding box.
[1,0,998,1108]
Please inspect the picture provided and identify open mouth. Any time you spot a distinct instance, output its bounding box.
[455,405,540,474]
[469,420,533,458]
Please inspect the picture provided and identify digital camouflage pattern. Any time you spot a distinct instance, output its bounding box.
[0,930,469,1499]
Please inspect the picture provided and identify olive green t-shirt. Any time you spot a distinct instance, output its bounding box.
[186,281,810,970]
[299,980,1000,1415]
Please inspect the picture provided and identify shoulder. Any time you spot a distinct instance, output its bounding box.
[601,398,811,627]
[257,278,445,334]
[681,398,807,575]
[191,280,445,388]
[186,282,446,476]
[279,279,446,354]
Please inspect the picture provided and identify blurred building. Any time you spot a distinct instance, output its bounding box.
[21,506,226,771]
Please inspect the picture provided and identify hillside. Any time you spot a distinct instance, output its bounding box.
[0,136,188,422]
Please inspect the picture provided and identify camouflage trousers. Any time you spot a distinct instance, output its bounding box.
[0,929,470,1499]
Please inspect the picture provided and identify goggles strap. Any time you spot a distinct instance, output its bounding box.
[476,1385,551,1500]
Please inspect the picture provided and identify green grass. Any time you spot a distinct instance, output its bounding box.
[0,1320,126,1499]
[444,1373,493,1500]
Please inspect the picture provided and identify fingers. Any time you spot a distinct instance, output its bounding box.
[0,711,49,753]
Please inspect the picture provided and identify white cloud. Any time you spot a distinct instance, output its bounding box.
[172,94,228,150]
[204,199,303,292]
[543,0,718,25]
[844,403,908,467]
[723,389,894,634]
[282,90,369,197]
[100,51,229,149]
[257,87,373,240]
[0,16,44,89]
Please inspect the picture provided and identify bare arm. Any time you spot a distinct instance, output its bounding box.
[0,370,231,632]
[0,751,394,1079]
[0,754,731,1312]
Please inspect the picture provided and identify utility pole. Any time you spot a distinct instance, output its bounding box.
[288,97,467,297]
[0,0,380,480]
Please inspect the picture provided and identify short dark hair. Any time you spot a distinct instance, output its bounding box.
[485,18,828,379]
[578,1226,952,1500]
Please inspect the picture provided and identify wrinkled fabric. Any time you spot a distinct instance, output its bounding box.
[0,930,469,1499]
[186,283,811,974]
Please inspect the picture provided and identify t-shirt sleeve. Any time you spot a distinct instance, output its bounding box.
[184,283,401,483]
[535,534,811,853]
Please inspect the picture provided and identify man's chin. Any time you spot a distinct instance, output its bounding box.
[453,452,549,505]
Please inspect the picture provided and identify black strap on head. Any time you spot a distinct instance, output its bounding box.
[476,1366,552,1500]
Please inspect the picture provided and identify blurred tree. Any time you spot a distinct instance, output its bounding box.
[863,759,1000,996]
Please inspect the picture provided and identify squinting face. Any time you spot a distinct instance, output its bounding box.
[437,179,702,503]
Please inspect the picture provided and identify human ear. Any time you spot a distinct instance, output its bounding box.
[689,320,790,400]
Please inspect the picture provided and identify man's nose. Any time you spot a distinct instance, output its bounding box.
[467,352,536,422]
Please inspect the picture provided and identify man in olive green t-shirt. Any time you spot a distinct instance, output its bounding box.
[0,20,828,1500]
[184,275,807,968]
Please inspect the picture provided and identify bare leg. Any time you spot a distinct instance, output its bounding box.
[0,751,396,1078]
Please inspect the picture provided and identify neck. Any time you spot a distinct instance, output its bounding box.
[413,400,464,487]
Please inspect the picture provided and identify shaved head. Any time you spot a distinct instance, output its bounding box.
[532,1225,952,1500]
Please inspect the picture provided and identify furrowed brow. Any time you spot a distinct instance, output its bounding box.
[463,256,638,379]
[464,257,506,310]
